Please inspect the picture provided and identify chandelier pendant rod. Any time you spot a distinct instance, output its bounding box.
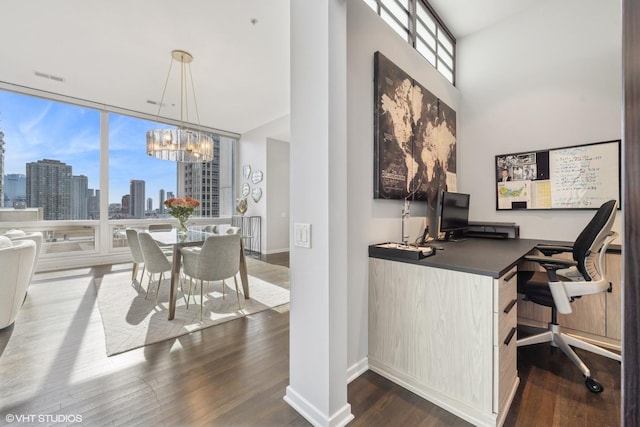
[180,56,186,126]
[187,62,204,132]
[155,56,175,119]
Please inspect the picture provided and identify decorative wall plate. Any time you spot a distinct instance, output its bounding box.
[251,170,263,184]
[243,164,252,180]
[242,183,250,197]
[251,187,262,203]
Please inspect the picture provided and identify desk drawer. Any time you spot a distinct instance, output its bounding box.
[493,266,518,415]
[496,267,518,313]
[494,267,518,346]
[495,325,518,415]
[497,306,517,345]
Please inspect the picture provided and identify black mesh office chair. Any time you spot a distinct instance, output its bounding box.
[517,199,620,393]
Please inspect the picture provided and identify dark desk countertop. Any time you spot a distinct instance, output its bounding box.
[369,238,557,278]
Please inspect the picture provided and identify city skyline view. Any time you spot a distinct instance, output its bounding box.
[0,90,177,210]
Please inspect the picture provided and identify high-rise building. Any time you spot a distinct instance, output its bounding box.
[129,179,145,219]
[87,188,100,220]
[147,197,153,213]
[26,159,72,220]
[4,173,26,208]
[167,191,175,200]
[159,189,165,214]
[71,175,88,219]
[179,139,224,217]
[121,195,131,217]
[108,202,122,218]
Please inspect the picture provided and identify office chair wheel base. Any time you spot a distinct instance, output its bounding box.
[585,377,604,393]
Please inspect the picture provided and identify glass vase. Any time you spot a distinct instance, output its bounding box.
[178,219,188,236]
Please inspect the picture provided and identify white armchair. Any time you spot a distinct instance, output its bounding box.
[8,231,43,280]
[0,236,37,329]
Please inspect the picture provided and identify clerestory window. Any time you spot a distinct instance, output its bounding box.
[365,0,456,85]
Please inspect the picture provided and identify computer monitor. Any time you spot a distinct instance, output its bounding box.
[439,191,470,241]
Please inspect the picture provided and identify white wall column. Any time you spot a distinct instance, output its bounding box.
[285,1,352,426]
[239,115,290,255]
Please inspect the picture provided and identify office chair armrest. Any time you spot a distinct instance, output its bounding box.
[535,244,573,256]
[523,255,577,270]
[524,255,578,283]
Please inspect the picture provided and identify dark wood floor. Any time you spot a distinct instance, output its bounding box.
[0,257,621,426]
[259,251,290,268]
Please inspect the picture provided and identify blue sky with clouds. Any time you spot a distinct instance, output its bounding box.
[1,90,176,208]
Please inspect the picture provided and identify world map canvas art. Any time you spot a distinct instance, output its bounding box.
[373,51,457,207]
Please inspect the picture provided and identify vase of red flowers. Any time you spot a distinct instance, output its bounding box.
[164,196,200,235]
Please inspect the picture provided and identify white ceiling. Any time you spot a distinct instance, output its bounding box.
[0,0,290,136]
[0,1,535,136]
[429,0,537,38]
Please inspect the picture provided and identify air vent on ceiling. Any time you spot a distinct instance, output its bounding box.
[34,71,66,83]
[147,100,171,107]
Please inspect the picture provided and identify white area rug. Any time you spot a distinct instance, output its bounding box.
[94,258,289,356]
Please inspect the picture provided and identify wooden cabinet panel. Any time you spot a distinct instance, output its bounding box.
[605,252,622,340]
[559,293,606,335]
[369,258,519,426]
[369,258,494,411]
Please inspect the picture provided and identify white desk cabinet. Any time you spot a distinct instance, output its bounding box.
[368,258,519,427]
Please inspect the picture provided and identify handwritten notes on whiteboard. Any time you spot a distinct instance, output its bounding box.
[549,142,619,208]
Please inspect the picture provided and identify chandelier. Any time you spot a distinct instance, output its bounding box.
[146,50,214,162]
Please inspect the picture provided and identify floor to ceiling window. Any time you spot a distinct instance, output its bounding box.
[0,90,101,256]
[0,91,101,217]
[108,113,178,220]
[0,88,238,269]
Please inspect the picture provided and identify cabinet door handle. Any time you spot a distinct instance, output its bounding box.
[504,299,517,314]
[504,327,517,346]
[504,270,517,282]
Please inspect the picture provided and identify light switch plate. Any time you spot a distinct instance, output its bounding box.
[294,223,311,248]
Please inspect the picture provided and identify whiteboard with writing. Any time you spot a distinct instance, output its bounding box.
[495,140,620,210]
[549,141,619,208]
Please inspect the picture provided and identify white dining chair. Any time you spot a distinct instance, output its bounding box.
[125,228,145,284]
[181,233,242,321]
[138,232,173,305]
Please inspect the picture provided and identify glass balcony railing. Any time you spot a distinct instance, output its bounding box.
[1,217,235,273]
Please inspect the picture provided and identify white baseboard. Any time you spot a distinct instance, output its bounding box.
[284,386,354,427]
[264,248,290,255]
[347,357,369,383]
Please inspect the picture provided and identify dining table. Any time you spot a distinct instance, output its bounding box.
[149,227,251,320]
